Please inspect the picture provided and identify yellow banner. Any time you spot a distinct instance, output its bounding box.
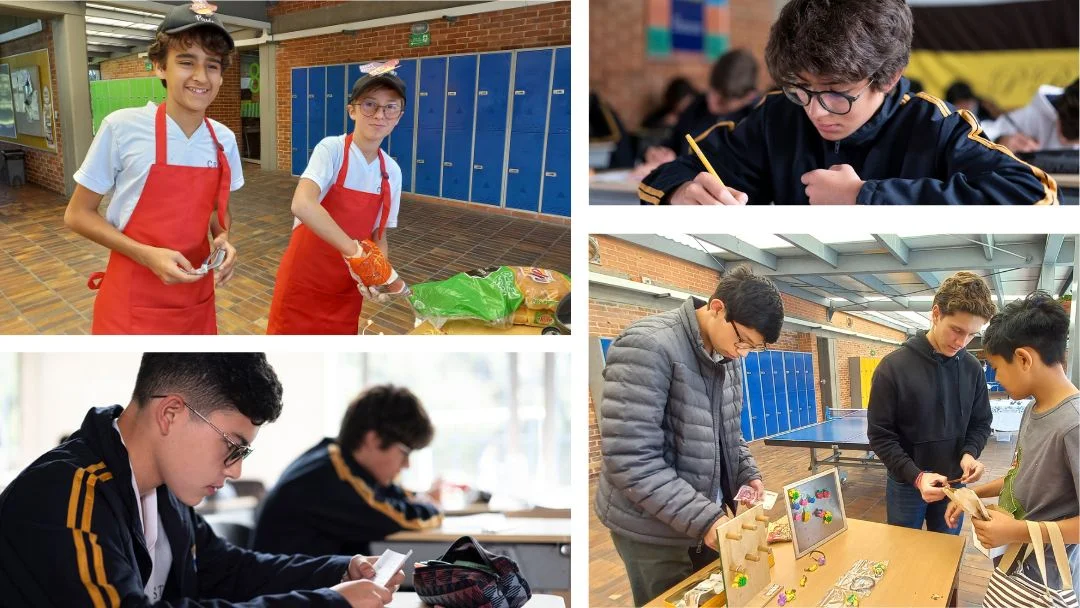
[906,49,1079,110]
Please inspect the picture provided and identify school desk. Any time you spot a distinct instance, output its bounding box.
[645,518,965,607]
[389,591,565,608]
[372,515,571,592]
[590,170,640,205]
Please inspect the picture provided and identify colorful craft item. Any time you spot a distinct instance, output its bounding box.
[733,573,748,588]
[800,497,808,506]
[810,550,826,566]
[788,489,799,500]
[872,562,887,576]
[785,589,797,602]
[822,490,831,499]
[805,563,818,572]
[815,490,823,499]
[777,593,787,606]
[808,496,816,503]
[844,593,859,606]
[813,508,824,518]
[799,575,808,587]
[802,510,811,522]
[823,511,834,524]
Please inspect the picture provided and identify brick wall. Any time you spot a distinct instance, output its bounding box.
[0,20,64,194]
[99,54,152,80]
[268,1,347,17]
[274,2,570,171]
[590,0,778,129]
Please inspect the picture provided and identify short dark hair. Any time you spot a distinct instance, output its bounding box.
[934,271,996,321]
[132,353,283,425]
[710,49,758,99]
[710,265,785,343]
[1054,79,1079,141]
[945,81,976,105]
[983,291,1070,365]
[337,385,434,453]
[147,28,234,88]
[765,0,912,93]
[663,77,697,108]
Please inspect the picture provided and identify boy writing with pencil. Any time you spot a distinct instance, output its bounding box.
[638,0,1058,205]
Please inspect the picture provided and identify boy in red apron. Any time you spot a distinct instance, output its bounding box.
[65,1,240,334]
[267,63,406,335]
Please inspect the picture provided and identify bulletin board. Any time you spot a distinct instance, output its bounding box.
[0,48,55,151]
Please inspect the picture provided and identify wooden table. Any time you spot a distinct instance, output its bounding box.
[389,591,565,608]
[590,171,641,205]
[646,518,966,607]
[1050,172,1080,189]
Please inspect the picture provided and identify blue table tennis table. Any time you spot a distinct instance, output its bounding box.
[762,409,884,478]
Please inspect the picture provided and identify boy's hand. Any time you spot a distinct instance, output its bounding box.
[670,173,748,205]
[997,133,1039,153]
[960,453,985,483]
[802,164,864,204]
[140,247,203,285]
[916,471,949,503]
[704,514,731,550]
[972,508,1025,549]
[944,500,965,529]
[342,555,378,582]
[330,579,393,608]
[211,232,237,286]
[644,146,677,165]
[747,478,766,504]
[358,283,389,302]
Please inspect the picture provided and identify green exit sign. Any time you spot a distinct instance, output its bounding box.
[144,61,152,71]
[408,32,430,47]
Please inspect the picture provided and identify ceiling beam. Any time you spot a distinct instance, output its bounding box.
[87,50,113,58]
[798,275,868,304]
[85,7,162,26]
[94,1,272,29]
[873,234,910,265]
[851,273,910,308]
[86,35,135,46]
[981,235,995,260]
[692,235,778,270]
[989,271,1005,310]
[609,235,725,272]
[87,44,118,53]
[770,279,832,307]
[1059,267,1074,299]
[1039,234,1066,293]
[916,271,942,290]
[84,22,153,38]
[779,235,839,267]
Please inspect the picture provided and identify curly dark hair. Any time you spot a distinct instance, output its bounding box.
[710,265,785,343]
[765,0,912,93]
[146,28,234,89]
[934,271,996,322]
[337,385,434,453]
[132,353,283,425]
[1054,79,1079,141]
[983,291,1070,365]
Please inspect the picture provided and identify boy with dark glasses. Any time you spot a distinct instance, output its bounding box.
[638,0,1057,205]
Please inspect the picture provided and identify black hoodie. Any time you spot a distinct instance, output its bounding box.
[867,332,993,485]
[0,406,352,607]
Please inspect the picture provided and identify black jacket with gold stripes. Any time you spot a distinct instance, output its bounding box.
[251,439,442,557]
[0,406,352,607]
[638,77,1058,205]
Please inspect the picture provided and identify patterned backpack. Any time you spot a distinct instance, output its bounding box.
[413,535,532,608]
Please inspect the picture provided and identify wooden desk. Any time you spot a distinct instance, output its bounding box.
[590,171,641,205]
[646,518,965,607]
[374,516,571,593]
[1050,173,1080,189]
[389,591,565,608]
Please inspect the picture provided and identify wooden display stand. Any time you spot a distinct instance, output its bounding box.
[716,505,773,607]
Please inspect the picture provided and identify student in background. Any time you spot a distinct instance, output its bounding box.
[253,385,443,556]
[983,80,1079,152]
[641,77,698,130]
[945,80,998,123]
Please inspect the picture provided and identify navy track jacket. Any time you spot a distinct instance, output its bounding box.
[0,406,353,607]
[638,78,1058,205]
[252,439,442,557]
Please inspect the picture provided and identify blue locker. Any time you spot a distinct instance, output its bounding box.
[414,129,443,196]
[505,131,544,211]
[380,139,389,153]
[775,390,790,433]
[783,352,797,394]
[740,381,752,442]
[509,49,553,133]
[475,52,512,131]
[759,351,775,396]
[783,352,799,428]
[763,393,778,436]
[307,67,326,156]
[417,57,447,130]
[445,55,477,131]
[793,386,807,427]
[441,130,472,201]
[769,351,786,397]
[325,65,346,136]
[390,128,414,192]
[540,131,569,216]
[290,68,307,176]
[744,353,767,439]
[548,47,570,133]
[394,59,418,127]
[470,130,506,205]
[347,62,363,99]
[803,353,817,423]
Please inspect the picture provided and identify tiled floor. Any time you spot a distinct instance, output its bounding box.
[589,431,1019,607]
[0,166,569,334]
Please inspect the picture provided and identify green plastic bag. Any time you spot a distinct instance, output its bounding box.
[408,266,524,328]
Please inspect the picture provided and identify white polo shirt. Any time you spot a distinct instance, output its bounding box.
[981,85,1080,150]
[74,102,245,232]
[297,134,401,231]
[112,419,171,601]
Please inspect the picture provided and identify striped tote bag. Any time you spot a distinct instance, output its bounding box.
[984,520,1077,608]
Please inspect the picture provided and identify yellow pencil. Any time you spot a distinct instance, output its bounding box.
[685,133,725,189]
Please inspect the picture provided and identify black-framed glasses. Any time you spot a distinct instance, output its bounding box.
[781,79,874,116]
[350,99,403,119]
[730,321,768,353]
[152,395,253,467]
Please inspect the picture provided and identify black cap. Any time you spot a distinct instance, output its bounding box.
[349,72,407,104]
[157,1,235,50]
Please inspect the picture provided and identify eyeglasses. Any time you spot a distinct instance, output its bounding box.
[730,321,768,353]
[781,79,875,116]
[153,395,253,467]
[393,442,412,457]
[350,99,403,119]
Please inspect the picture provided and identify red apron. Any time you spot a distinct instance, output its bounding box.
[266,134,391,335]
[88,103,230,335]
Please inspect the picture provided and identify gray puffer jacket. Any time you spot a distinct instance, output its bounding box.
[594,296,761,546]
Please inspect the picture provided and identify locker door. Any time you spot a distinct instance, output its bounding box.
[475,52,512,131]
[548,47,570,133]
[445,55,477,132]
[769,352,788,431]
[540,131,569,216]
[324,64,346,137]
[783,352,799,429]
[441,130,472,201]
[509,49,552,133]
[803,353,817,422]
[394,59,418,129]
[388,59,418,191]
[794,384,808,428]
[380,139,389,153]
[414,129,443,196]
[763,392,778,436]
[307,66,326,157]
[391,130,415,192]
[775,390,790,433]
[470,130,506,205]
[740,376,753,442]
[347,62,363,102]
[759,350,775,397]
[417,57,447,130]
[744,354,767,439]
[505,131,544,211]
[290,68,308,176]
